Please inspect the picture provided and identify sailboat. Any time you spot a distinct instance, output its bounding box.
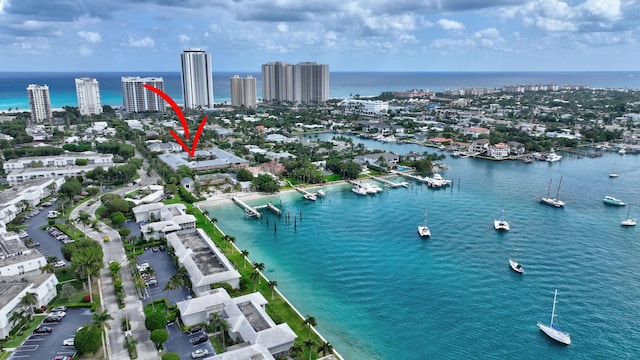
[621,205,637,226]
[537,289,571,345]
[418,210,431,238]
[509,235,523,273]
[540,177,565,208]
[494,208,510,231]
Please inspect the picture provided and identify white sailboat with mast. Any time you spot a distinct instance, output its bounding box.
[494,205,510,231]
[418,210,431,238]
[540,177,565,208]
[622,204,637,226]
[537,289,571,345]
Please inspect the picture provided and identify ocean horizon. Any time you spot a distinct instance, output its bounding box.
[2,71,640,112]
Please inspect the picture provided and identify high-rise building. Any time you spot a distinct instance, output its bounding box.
[26,84,52,124]
[75,77,103,115]
[293,62,330,103]
[121,76,166,113]
[261,61,329,104]
[181,49,214,109]
[230,75,257,108]
[261,61,294,103]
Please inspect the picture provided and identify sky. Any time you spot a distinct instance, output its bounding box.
[0,0,638,72]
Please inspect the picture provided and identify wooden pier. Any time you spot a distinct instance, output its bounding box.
[371,176,409,188]
[232,197,262,217]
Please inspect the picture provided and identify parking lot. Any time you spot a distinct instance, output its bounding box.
[137,248,191,306]
[22,201,65,264]
[164,322,215,359]
[9,308,93,360]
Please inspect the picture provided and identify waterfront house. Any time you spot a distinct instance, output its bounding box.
[463,127,491,138]
[469,139,490,154]
[487,143,511,158]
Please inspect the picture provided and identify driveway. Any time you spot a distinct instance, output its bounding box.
[163,323,215,360]
[9,308,92,360]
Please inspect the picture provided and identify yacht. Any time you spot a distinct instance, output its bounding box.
[609,172,619,178]
[537,290,571,345]
[304,193,317,201]
[603,196,626,206]
[540,177,565,208]
[316,190,326,197]
[622,205,637,226]
[351,185,368,196]
[545,152,563,162]
[418,211,431,238]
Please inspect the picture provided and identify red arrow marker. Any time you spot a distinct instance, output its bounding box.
[142,84,207,157]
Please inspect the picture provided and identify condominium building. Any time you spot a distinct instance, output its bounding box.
[230,75,257,108]
[75,77,103,115]
[121,76,165,112]
[26,84,52,124]
[261,61,329,104]
[181,49,214,109]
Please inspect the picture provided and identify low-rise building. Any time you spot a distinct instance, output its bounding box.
[3,152,114,185]
[158,148,249,172]
[134,203,196,238]
[463,127,491,138]
[487,143,510,158]
[0,178,65,226]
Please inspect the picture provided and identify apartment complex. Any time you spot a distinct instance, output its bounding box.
[230,75,257,108]
[75,77,103,115]
[181,49,214,109]
[3,152,114,185]
[121,76,166,112]
[26,84,52,124]
[261,61,329,104]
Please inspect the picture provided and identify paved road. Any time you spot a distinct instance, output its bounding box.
[70,178,159,360]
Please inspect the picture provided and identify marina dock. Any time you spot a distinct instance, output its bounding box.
[371,176,409,188]
[295,187,317,201]
[391,170,452,188]
[232,197,262,217]
[255,202,283,215]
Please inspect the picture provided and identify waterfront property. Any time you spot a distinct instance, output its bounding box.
[134,202,197,238]
[177,287,296,358]
[157,148,249,172]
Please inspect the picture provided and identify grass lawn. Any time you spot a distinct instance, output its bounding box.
[324,173,342,182]
[3,315,46,348]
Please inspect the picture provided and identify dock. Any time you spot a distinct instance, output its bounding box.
[371,176,409,188]
[295,187,317,201]
[391,170,452,188]
[232,197,262,217]
[255,202,283,215]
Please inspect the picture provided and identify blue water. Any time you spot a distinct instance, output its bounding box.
[204,136,640,359]
[2,71,640,111]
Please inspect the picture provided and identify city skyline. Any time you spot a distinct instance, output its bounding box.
[1,1,639,73]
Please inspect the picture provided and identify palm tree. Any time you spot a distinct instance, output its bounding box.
[219,319,229,349]
[163,274,184,305]
[252,262,265,284]
[240,249,249,268]
[132,275,146,299]
[304,315,317,337]
[250,270,259,291]
[268,280,278,300]
[9,310,26,331]
[317,341,334,356]
[19,292,38,321]
[289,343,303,360]
[75,210,91,228]
[92,310,114,330]
[40,263,55,274]
[208,311,221,331]
[72,248,103,302]
[222,234,236,251]
[302,339,316,360]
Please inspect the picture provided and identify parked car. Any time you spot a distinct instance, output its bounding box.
[53,356,73,360]
[62,337,75,346]
[33,326,53,334]
[43,316,62,323]
[50,306,67,312]
[53,261,66,268]
[145,279,158,286]
[49,311,66,318]
[159,245,166,251]
[185,326,203,335]
[191,348,210,358]
[189,334,208,345]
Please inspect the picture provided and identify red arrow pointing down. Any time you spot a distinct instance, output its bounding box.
[142,84,207,157]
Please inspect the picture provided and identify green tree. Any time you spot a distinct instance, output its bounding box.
[317,341,334,356]
[240,249,249,268]
[252,262,265,284]
[92,310,114,330]
[75,158,89,166]
[111,212,126,227]
[163,274,184,305]
[304,315,317,337]
[72,247,103,302]
[19,292,38,321]
[268,280,278,300]
[223,234,236,251]
[150,328,169,349]
[75,210,92,229]
[303,339,316,360]
[75,325,102,354]
[145,312,166,331]
[236,168,254,181]
[59,177,82,200]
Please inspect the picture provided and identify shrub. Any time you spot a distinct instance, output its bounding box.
[144,312,166,331]
[75,325,102,354]
[82,294,91,303]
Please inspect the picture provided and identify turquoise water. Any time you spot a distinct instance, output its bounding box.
[205,138,640,359]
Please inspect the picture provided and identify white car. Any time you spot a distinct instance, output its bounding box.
[62,337,74,346]
[49,311,66,318]
[191,348,210,358]
[53,261,66,268]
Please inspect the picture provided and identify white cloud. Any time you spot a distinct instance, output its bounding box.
[123,36,155,48]
[579,0,621,20]
[324,31,337,48]
[0,0,5,13]
[78,31,101,43]
[277,22,288,32]
[79,45,92,56]
[437,19,465,31]
[178,34,190,43]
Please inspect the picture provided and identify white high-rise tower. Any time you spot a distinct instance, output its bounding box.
[181,49,214,109]
[26,84,52,124]
[75,77,103,115]
[230,75,257,108]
